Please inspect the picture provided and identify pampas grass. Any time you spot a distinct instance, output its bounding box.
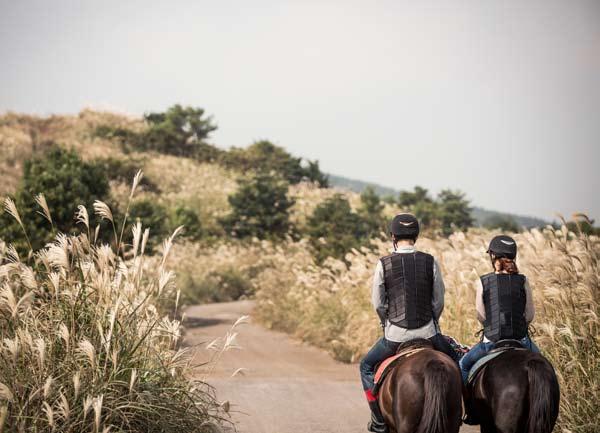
[0,176,226,433]
[250,226,598,433]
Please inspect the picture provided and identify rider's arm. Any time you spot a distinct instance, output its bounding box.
[524,277,535,324]
[431,259,445,320]
[476,279,486,323]
[371,260,387,327]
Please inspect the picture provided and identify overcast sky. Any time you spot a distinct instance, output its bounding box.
[1,0,599,221]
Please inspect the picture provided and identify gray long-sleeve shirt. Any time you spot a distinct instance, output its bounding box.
[371,245,445,342]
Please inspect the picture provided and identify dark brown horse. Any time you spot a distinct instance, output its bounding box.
[378,340,462,433]
[469,349,560,433]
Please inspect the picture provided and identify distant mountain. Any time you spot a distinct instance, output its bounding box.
[327,174,549,229]
[327,174,400,198]
[469,207,548,230]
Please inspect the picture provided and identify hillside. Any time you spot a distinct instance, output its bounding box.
[328,173,549,229]
[0,109,550,232]
[0,109,367,246]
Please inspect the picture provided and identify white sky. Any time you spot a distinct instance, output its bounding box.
[1,0,599,221]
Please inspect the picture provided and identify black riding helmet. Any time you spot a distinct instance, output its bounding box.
[487,235,517,259]
[390,213,420,240]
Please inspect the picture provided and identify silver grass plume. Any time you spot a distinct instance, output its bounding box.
[34,193,53,225]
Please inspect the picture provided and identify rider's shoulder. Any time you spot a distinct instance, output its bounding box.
[416,250,434,260]
[480,272,496,281]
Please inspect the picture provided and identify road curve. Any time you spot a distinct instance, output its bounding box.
[185,300,477,433]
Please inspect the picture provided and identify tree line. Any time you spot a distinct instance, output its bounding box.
[6,104,577,265]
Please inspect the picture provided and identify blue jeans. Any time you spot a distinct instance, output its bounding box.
[459,336,540,383]
[360,337,400,391]
[359,334,459,391]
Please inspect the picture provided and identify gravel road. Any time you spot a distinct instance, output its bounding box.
[185,300,477,433]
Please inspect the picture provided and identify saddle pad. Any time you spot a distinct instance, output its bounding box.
[374,347,425,386]
[466,348,525,385]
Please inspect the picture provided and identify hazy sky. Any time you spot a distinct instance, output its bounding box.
[1,0,599,221]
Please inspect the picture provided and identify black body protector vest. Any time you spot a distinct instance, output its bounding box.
[380,251,434,329]
[481,273,528,342]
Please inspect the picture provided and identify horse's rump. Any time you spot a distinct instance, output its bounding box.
[473,350,559,433]
[379,348,462,433]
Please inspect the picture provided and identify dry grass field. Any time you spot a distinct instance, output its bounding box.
[251,225,599,433]
[1,111,597,432]
[162,221,599,432]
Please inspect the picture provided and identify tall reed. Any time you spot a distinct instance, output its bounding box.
[0,172,225,433]
[252,227,598,433]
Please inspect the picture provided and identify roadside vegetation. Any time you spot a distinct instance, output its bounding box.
[253,222,599,433]
[1,106,598,432]
[0,173,226,432]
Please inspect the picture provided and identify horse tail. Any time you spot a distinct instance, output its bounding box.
[416,359,449,433]
[526,357,560,433]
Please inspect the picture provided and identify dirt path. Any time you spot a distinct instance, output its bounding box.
[185,300,477,433]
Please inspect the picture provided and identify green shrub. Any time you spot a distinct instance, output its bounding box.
[128,199,169,247]
[564,215,600,236]
[220,140,328,186]
[397,186,439,230]
[305,194,370,263]
[169,205,203,240]
[396,186,473,236]
[0,146,111,252]
[437,189,474,236]
[142,105,221,161]
[93,125,141,152]
[93,157,159,192]
[220,173,294,240]
[94,105,221,161]
[358,186,386,237]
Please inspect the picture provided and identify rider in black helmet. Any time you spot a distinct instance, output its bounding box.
[359,213,458,433]
[459,234,540,425]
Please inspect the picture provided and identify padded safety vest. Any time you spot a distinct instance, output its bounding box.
[481,273,528,342]
[380,251,434,329]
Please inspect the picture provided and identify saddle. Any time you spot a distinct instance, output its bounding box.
[466,339,526,386]
[372,340,431,395]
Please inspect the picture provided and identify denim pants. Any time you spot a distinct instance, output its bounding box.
[360,338,400,391]
[459,336,540,383]
[359,334,459,392]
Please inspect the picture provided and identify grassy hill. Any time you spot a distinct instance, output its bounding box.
[328,173,549,229]
[0,110,368,245]
[0,109,549,231]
